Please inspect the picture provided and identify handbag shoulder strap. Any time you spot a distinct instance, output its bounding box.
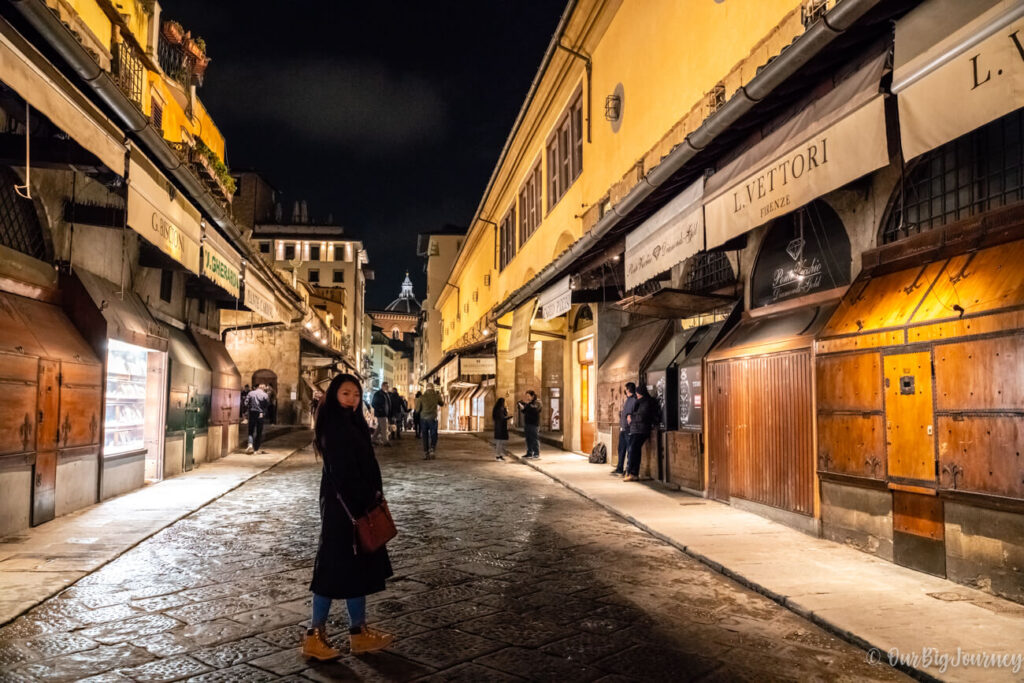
[314,439,359,524]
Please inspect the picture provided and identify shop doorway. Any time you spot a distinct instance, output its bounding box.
[578,337,595,454]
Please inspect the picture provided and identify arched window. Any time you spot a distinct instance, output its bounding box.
[572,304,593,332]
[681,251,735,293]
[0,167,48,260]
[881,110,1023,244]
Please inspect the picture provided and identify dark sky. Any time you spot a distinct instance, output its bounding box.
[167,1,565,309]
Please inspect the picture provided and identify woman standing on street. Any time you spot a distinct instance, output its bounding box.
[302,373,394,660]
[624,383,659,482]
[492,397,512,460]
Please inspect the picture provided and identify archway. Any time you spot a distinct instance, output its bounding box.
[552,230,574,260]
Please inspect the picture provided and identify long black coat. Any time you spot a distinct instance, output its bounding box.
[493,405,509,440]
[310,412,393,600]
[629,395,660,436]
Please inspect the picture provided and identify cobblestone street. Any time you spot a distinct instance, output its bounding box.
[0,433,907,682]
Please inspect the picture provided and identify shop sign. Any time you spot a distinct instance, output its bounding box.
[894,1,1024,160]
[508,299,537,358]
[704,99,887,248]
[202,245,240,298]
[127,153,202,274]
[538,276,572,320]
[625,177,704,290]
[243,278,278,322]
[460,356,496,374]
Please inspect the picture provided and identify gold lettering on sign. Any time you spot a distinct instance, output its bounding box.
[731,138,828,216]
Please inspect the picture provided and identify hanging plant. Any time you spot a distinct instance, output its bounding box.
[162,20,184,44]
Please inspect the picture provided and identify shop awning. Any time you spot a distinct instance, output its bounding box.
[75,270,168,352]
[0,291,99,364]
[189,329,241,391]
[242,271,280,323]
[615,287,735,319]
[704,51,890,249]
[508,298,537,358]
[708,303,837,361]
[600,320,675,387]
[537,276,572,320]
[201,228,242,299]
[0,25,125,175]
[167,326,211,395]
[625,177,704,290]
[422,353,454,384]
[127,148,202,274]
[893,0,1023,160]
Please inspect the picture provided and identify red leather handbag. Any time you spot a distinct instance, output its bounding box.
[337,494,397,555]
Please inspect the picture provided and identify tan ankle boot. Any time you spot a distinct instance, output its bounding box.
[349,625,394,654]
[302,626,341,661]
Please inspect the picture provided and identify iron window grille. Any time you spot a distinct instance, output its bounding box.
[113,41,145,110]
[883,110,1024,244]
[681,251,735,293]
[0,167,48,260]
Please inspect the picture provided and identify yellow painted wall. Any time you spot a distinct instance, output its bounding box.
[442,0,803,351]
[68,0,112,49]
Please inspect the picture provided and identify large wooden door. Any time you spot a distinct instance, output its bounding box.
[884,351,936,484]
[580,363,594,453]
[33,359,60,526]
[707,362,730,503]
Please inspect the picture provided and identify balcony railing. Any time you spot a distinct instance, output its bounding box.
[168,141,233,205]
[157,33,193,91]
[112,41,145,110]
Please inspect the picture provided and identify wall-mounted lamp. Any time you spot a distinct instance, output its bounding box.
[604,94,621,122]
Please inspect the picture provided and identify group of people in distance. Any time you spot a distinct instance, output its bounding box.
[370,381,444,459]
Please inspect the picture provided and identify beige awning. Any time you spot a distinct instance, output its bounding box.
[537,276,571,320]
[893,0,1024,160]
[704,52,890,250]
[0,25,125,175]
[201,228,242,298]
[127,149,202,274]
[625,176,704,290]
[508,298,537,358]
[242,271,280,323]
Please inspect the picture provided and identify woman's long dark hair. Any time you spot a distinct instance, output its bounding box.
[315,373,371,457]
[636,383,651,398]
[492,397,506,419]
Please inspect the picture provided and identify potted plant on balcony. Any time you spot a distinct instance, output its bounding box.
[162,20,184,45]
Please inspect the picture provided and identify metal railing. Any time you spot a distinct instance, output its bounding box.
[157,34,192,90]
[112,41,144,109]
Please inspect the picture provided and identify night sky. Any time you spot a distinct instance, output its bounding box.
[167,1,565,309]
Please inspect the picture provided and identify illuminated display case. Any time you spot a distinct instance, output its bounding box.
[104,340,148,455]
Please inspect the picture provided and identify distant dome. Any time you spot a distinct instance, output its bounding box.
[385,273,421,313]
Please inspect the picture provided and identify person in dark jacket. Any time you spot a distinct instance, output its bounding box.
[625,384,659,481]
[517,390,542,459]
[613,382,637,476]
[412,391,422,437]
[492,397,512,460]
[244,384,269,454]
[389,387,405,440]
[370,382,392,447]
[303,373,394,661]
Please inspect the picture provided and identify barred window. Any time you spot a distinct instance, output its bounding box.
[882,110,1023,244]
[0,167,47,260]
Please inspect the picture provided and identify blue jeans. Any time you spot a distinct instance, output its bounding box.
[421,417,438,452]
[615,430,632,472]
[524,424,540,457]
[627,431,649,476]
[312,593,366,632]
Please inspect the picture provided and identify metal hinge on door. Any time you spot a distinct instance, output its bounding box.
[57,372,63,387]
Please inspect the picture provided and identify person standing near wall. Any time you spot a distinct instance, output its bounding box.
[492,397,512,461]
[624,384,659,481]
[245,384,270,454]
[612,382,637,476]
[415,383,443,459]
[371,382,392,447]
[518,390,542,459]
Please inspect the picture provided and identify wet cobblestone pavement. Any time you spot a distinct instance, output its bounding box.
[0,433,908,681]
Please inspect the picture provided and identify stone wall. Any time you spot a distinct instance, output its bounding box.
[225,327,301,425]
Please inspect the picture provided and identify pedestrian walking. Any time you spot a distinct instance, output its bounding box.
[240,384,250,419]
[492,397,512,460]
[624,384,659,481]
[412,390,422,437]
[415,383,443,459]
[244,384,270,454]
[266,384,278,424]
[371,382,393,447]
[303,373,394,660]
[518,390,542,459]
[612,382,637,476]
[389,387,405,440]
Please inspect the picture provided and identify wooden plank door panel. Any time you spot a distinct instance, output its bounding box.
[884,352,936,485]
[818,414,886,478]
[893,490,945,577]
[33,359,59,526]
[938,415,1024,498]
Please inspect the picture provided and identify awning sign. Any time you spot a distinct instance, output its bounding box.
[201,230,241,298]
[127,150,201,273]
[243,274,278,323]
[703,53,890,250]
[537,276,572,320]
[508,299,537,359]
[625,177,704,290]
[439,356,457,387]
[460,356,497,374]
[893,0,1024,160]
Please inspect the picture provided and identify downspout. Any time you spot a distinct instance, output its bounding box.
[220,320,285,342]
[556,42,591,143]
[492,0,884,319]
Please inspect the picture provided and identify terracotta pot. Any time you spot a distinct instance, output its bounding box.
[162,22,183,44]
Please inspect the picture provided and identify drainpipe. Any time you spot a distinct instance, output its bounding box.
[556,42,592,143]
[220,321,285,342]
[492,0,884,319]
